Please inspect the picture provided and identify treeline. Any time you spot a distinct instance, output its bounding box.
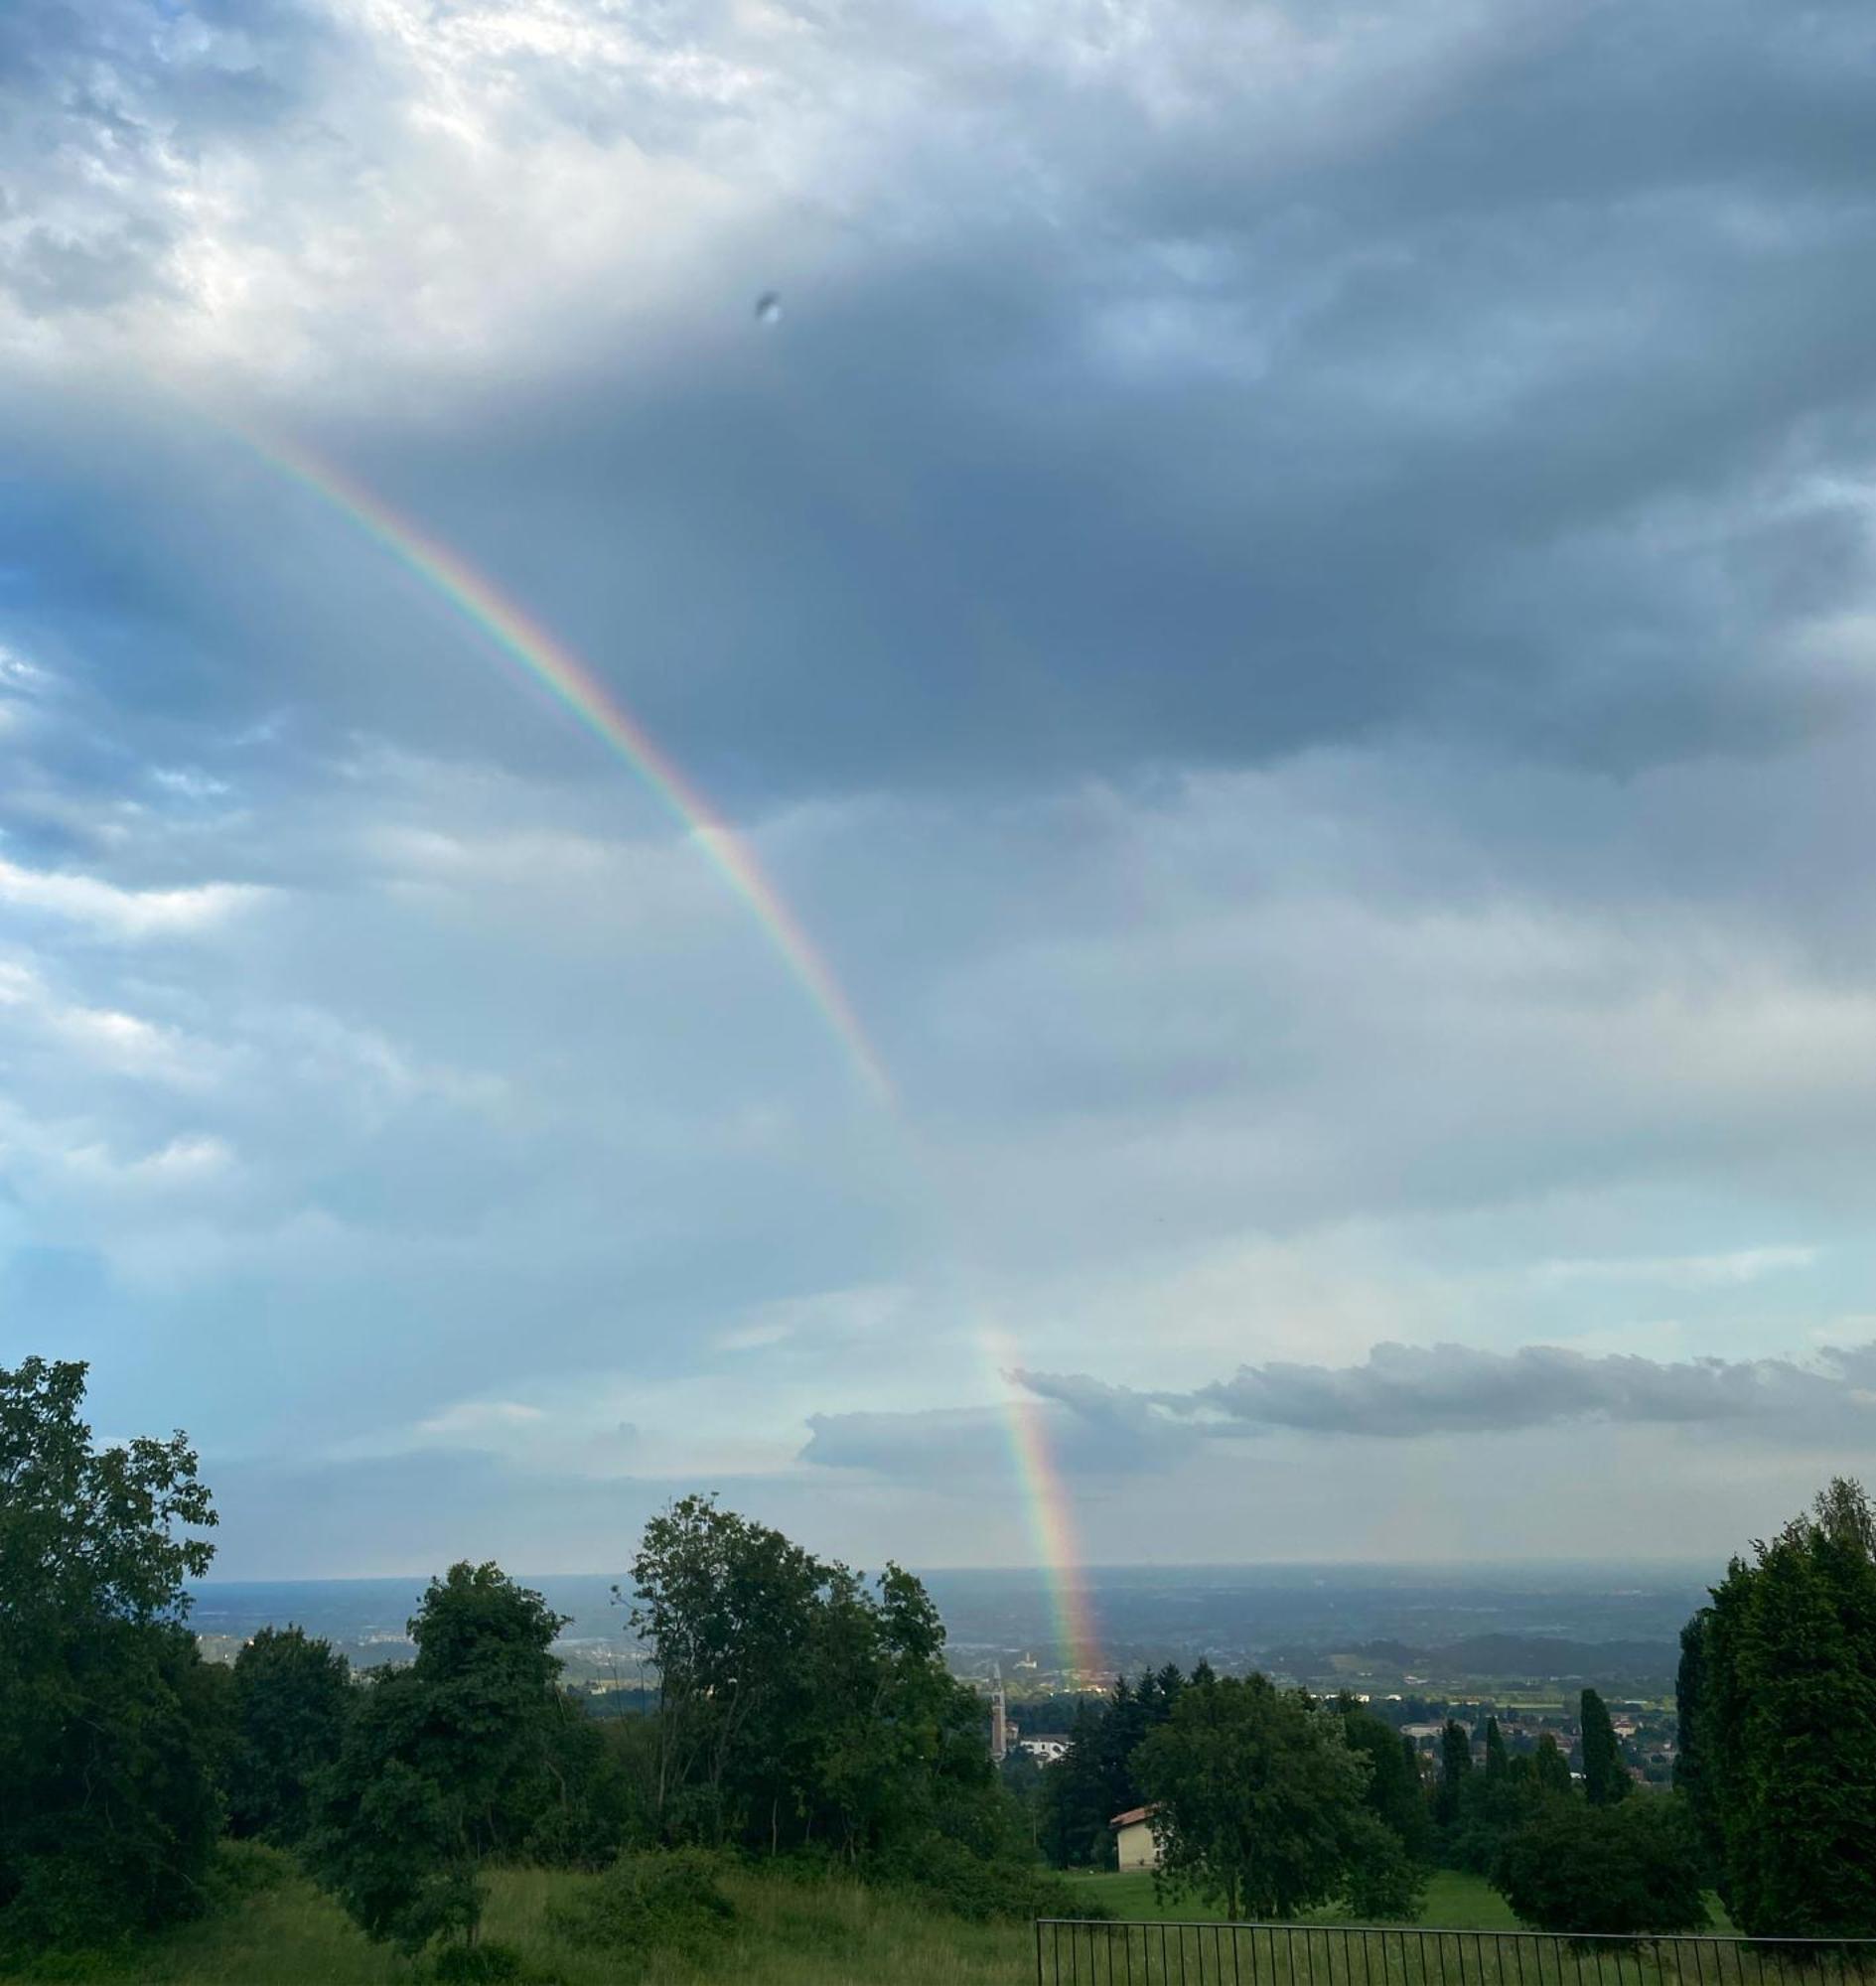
[1032,1663,1708,1931]
[0,1358,1080,1969]
[1023,1481,1876,1937]
[7,1355,1875,1964]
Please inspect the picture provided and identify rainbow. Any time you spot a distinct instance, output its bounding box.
[239,427,893,1105]
[982,1329,1103,1679]
[224,425,1110,1660]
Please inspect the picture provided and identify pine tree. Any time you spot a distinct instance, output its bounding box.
[1580,1689,1629,1806]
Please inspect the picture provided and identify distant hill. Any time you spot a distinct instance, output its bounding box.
[1271,1632,1677,1685]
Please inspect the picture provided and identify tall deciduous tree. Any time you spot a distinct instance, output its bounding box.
[1579,1689,1629,1806]
[307,1562,603,1957]
[1134,1674,1368,1921]
[626,1495,997,1865]
[0,1357,223,1956]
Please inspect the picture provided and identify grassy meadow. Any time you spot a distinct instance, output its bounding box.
[0,1856,1034,1986]
[0,1859,1549,1986]
[1058,1868,1518,1929]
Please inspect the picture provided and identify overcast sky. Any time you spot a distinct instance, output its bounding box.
[6,0,1876,1579]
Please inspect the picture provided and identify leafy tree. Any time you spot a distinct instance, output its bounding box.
[1341,1813,1429,1923]
[0,1356,224,1955]
[626,1496,1005,1876]
[1493,1796,1707,1935]
[627,1494,827,1842]
[307,1562,606,1958]
[1685,1478,1876,1936]
[1580,1689,1629,1806]
[1134,1673,1368,1920]
[226,1626,354,1844]
[1435,1719,1472,1831]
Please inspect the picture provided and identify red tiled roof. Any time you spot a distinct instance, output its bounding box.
[1110,1804,1157,1828]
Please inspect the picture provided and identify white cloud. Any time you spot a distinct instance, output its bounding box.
[0,857,264,937]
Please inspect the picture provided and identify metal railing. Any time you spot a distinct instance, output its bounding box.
[1034,1922,1876,1986]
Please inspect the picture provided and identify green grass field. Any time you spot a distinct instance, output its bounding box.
[0,1861,1754,1986]
[0,1859,1035,1986]
[1058,1869,1518,1930]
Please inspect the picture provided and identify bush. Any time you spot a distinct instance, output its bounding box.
[546,1847,737,1958]
[206,1839,294,1908]
[1494,1796,1709,1936]
[875,1834,1110,1924]
[1340,1815,1428,1922]
[432,1942,524,1983]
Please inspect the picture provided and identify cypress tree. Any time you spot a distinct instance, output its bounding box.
[1532,1732,1573,1796]
[1695,1479,1876,1935]
[1436,1718,1472,1828]
[1484,1716,1509,1780]
[1580,1688,1629,1806]
[1673,1613,1718,1870]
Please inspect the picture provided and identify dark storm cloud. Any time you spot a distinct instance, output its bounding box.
[9,1,1876,798]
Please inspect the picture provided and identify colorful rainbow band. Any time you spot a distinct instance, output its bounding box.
[239,428,892,1105]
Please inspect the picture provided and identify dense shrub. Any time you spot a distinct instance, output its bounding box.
[1493,1796,1708,1936]
[546,1847,737,1958]
[431,1941,524,1983]
[877,1833,1110,1924]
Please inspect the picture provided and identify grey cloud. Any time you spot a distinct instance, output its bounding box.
[801,1343,1876,1491]
[801,1388,1191,1485]
[1180,1342,1876,1439]
[10,0,1876,798]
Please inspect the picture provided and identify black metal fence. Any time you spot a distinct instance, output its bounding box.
[1034,1923,1876,1986]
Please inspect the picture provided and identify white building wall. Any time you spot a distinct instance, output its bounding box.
[1116,1819,1159,1872]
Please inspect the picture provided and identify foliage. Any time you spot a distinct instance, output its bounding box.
[1134,1673,1369,1922]
[1435,1721,1472,1832]
[226,1627,354,1844]
[305,1562,609,1957]
[431,1938,523,1982]
[1492,1795,1708,1936]
[625,1495,995,1863]
[1339,1813,1429,1922]
[1337,1699,1434,1864]
[1530,1734,1572,1796]
[1578,1690,1629,1807]
[0,1356,225,1957]
[544,1846,737,1959]
[1038,1665,1192,1867]
[1484,1718,1508,1780]
[1681,1477,1876,1936]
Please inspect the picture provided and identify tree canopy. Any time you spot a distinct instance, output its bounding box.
[1133,1673,1370,1921]
[0,1356,224,1955]
[1678,1478,1876,1936]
